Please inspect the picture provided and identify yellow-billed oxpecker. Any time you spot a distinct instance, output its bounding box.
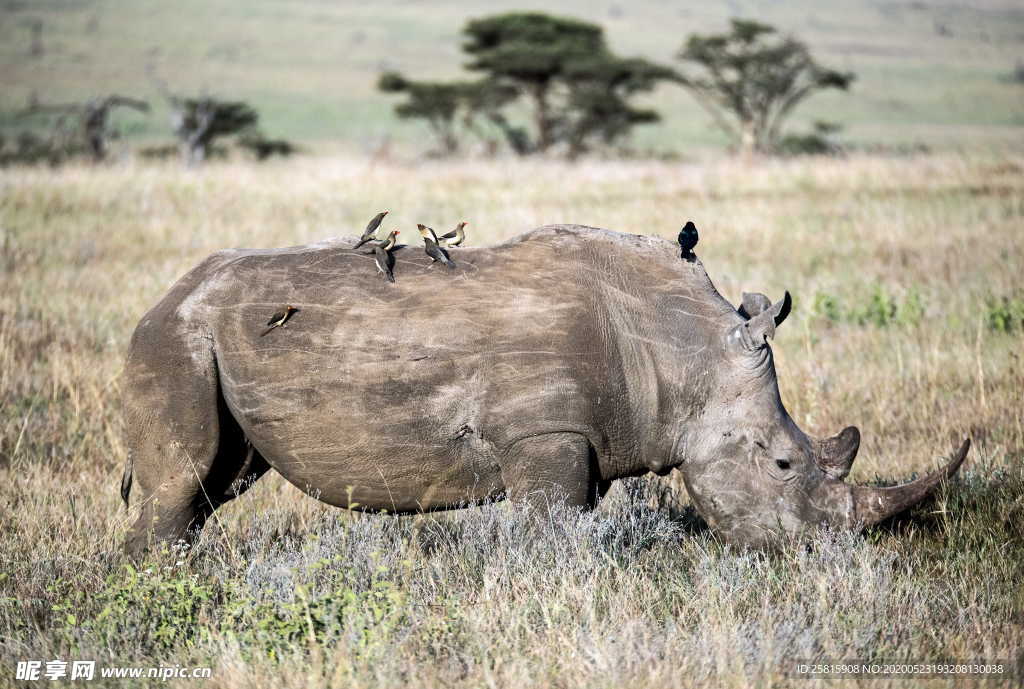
[678,221,698,261]
[353,210,389,249]
[418,224,456,269]
[438,221,467,247]
[367,229,400,283]
[260,305,299,336]
[416,223,439,242]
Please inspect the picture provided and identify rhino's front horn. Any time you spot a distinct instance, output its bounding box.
[816,426,860,480]
[849,438,970,527]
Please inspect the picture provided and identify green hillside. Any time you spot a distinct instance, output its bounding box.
[2,0,1022,153]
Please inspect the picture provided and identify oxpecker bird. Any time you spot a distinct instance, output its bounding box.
[260,305,299,336]
[353,210,389,250]
[418,224,455,269]
[416,223,439,243]
[678,221,698,261]
[367,230,400,283]
[438,221,467,247]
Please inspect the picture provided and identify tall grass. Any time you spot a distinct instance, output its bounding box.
[1,153,1022,687]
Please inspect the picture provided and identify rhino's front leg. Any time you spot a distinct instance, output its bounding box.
[501,432,600,513]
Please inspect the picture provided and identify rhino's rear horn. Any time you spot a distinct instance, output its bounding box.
[816,426,860,479]
[850,438,970,527]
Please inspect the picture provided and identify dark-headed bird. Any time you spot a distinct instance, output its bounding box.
[418,224,455,269]
[353,210,389,250]
[260,305,299,336]
[438,221,467,247]
[678,221,698,261]
[367,230,400,283]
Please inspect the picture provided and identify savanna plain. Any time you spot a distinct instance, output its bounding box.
[1,153,1023,687]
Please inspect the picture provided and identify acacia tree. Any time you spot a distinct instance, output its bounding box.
[462,12,675,155]
[378,12,675,157]
[560,55,675,158]
[377,73,515,155]
[169,97,258,165]
[147,67,260,165]
[676,19,854,154]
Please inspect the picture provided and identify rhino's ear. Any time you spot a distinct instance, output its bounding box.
[728,291,791,352]
[737,292,771,320]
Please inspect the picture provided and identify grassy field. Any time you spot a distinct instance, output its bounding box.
[0,152,1022,687]
[2,0,1023,152]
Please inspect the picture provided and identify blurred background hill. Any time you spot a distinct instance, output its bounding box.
[2,0,1022,155]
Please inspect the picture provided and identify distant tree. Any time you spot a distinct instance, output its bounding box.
[379,73,465,155]
[20,94,150,162]
[676,19,854,154]
[462,12,675,155]
[378,72,518,155]
[378,12,675,157]
[462,13,603,152]
[559,55,676,158]
[148,67,260,165]
[170,97,259,165]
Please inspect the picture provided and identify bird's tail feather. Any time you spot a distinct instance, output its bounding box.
[259,325,276,337]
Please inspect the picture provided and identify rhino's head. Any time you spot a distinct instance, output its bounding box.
[677,291,969,548]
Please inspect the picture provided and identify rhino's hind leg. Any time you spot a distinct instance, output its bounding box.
[501,432,601,513]
[122,324,268,559]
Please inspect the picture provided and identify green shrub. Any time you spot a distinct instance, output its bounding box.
[54,562,218,654]
[985,294,1024,333]
[896,287,926,327]
[219,560,407,661]
[854,285,898,327]
[812,291,843,323]
[811,286,927,328]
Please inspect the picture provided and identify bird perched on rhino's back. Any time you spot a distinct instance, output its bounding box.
[260,305,299,336]
[418,224,455,269]
[438,221,467,247]
[353,210,389,249]
[367,230,399,283]
[678,221,698,261]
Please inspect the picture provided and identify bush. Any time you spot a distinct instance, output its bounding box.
[985,294,1024,333]
[811,286,926,328]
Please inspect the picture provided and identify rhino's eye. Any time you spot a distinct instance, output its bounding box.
[775,459,792,471]
[754,440,767,452]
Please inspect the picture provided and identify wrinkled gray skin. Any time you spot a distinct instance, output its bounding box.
[121,225,968,556]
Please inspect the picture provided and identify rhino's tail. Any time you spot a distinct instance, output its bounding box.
[120,452,134,508]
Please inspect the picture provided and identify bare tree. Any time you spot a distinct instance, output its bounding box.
[23,95,150,161]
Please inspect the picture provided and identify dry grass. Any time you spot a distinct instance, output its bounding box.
[1,153,1023,687]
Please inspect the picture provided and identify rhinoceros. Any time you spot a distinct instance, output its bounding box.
[120,225,968,555]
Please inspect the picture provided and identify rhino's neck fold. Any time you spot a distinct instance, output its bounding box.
[592,263,728,480]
